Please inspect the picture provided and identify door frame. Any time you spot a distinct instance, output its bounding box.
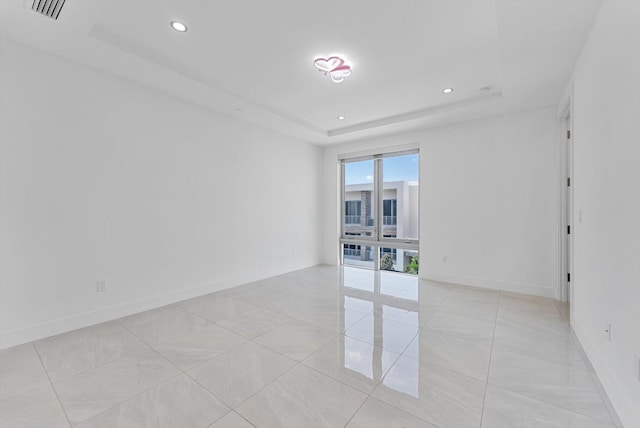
[557,97,573,306]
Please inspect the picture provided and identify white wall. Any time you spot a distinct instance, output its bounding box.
[566,1,640,426]
[0,39,322,348]
[323,107,558,298]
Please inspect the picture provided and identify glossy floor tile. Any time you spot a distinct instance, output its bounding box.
[345,314,419,353]
[53,348,179,424]
[180,295,256,323]
[253,319,337,361]
[216,307,291,339]
[374,303,432,327]
[437,299,498,322]
[447,285,500,304]
[422,309,496,346]
[0,266,622,428]
[493,319,584,368]
[208,411,255,428]
[372,355,487,428]
[345,396,437,428]
[188,341,296,408]
[302,335,400,394]
[481,385,616,428]
[0,343,50,402]
[151,324,246,370]
[117,303,183,328]
[0,383,69,428]
[225,282,293,307]
[235,365,367,428]
[261,294,327,319]
[403,330,492,382]
[124,305,213,346]
[37,322,148,382]
[488,347,613,423]
[416,282,451,306]
[294,303,370,333]
[75,374,228,428]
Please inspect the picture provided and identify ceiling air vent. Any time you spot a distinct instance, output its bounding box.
[32,0,66,20]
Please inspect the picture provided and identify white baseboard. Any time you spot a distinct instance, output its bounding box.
[0,262,319,350]
[572,318,640,428]
[420,271,555,299]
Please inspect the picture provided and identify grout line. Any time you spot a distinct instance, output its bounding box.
[79,319,260,425]
[186,272,408,424]
[72,373,187,425]
[214,348,309,418]
[180,339,251,374]
[341,392,369,427]
[32,343,73,428]
[117,303,252,361]
[56,321,199,425]
[334,341,442,428]
[31,324,148,383]
[186,371,240,411]
[300,336,401,393]
[185,322,342,418]
[487,383,619,427]
[189,280,354,425]
[479,290,501,428]
[116,320,180,365]
[229,411,257,428]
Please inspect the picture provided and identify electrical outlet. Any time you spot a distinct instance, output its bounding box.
[605,323,612,342]
[636,355,640,382]
[96,280,107,293]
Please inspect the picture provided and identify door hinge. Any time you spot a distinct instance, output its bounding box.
[567,225,571,234]
[568,273,571,282]
[567,130,571,139]
[567,177,571,187]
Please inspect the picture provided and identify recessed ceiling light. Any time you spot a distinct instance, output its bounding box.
[442,88,454,94]
[337,116,345,120]
[170,21,187,32]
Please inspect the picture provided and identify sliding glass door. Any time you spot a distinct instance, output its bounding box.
[341,150,419,274]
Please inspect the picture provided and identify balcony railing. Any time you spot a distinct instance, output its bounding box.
[343,246,375,260]
[345,216,374,226]
[383,216,397,225]
[343,247,361,257]
[345,215,360,224]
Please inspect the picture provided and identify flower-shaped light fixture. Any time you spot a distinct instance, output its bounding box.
[314,56,352,83]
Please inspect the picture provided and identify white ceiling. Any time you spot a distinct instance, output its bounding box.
[0,0,601,145]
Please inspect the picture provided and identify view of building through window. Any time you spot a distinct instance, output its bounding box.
[341,152,419,274]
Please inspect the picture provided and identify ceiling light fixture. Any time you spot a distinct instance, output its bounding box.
[170,21,187,32]
[337,116,345,120]
[442,88,454,94]
[314,56,352,83]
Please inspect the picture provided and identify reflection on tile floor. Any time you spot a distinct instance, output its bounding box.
[0,266,622,427]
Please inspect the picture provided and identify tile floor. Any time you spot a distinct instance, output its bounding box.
[0,266,623,427]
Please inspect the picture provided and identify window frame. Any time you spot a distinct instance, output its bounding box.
[339,149,419,270]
